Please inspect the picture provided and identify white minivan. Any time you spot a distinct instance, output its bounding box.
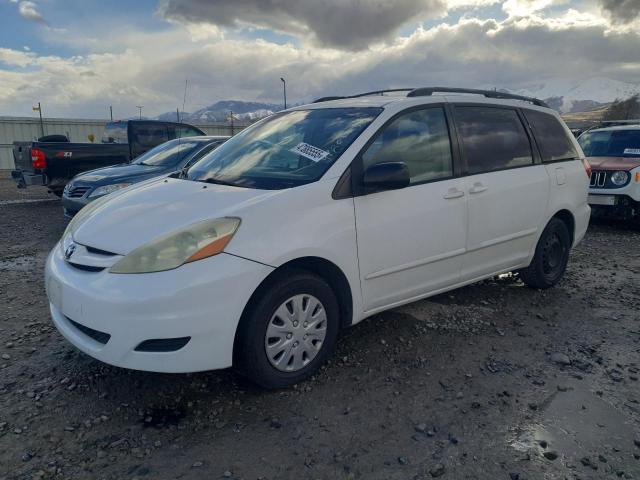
[45,88,591,388]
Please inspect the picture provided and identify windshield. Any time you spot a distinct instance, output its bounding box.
[187,107,381,189]
[132,139,203,167]
[578,129,640,157]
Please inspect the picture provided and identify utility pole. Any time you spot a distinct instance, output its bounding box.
[176,108,180,122]
[280,77,287,109]
[136,106,143,119]
[33,102,45,137]
[228,110,234,136]
[109,105,113,121]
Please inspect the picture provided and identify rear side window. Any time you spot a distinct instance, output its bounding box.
[524,109,577,162]
[170,125,205,139]
[132,125,169,149]
[361,107,453,184]
[454,106,533,174]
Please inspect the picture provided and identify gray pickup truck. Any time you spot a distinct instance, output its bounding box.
[11,119,205,196]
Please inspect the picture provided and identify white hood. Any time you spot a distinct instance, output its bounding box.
[72,177,279,255]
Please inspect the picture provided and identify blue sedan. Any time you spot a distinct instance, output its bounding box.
[61,136,228,216]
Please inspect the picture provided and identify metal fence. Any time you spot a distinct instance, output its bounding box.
[0,116,249,170]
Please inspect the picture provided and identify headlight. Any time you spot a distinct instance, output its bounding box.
[110,217,241,274]
[89,183,131,198]
[610,171,629,186]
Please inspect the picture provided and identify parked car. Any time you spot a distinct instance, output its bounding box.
[45,87,590,389]
[61,136,228,217]
[11,120,205,196]
[578,124,640,224]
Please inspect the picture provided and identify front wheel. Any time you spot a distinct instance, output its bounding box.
[519,218,571,289]
[234,271,340,389]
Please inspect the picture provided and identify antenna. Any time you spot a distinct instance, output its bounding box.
[182,78,189,120]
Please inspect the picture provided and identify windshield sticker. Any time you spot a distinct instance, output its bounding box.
[623,148,640,155]
[290,142,329,162]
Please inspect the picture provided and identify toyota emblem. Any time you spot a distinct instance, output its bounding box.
[64,243,76,260]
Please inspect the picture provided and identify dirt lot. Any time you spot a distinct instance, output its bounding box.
[0,176,639,480]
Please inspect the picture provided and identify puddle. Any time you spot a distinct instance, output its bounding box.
[510,382,638,468]
[140,406,187,428]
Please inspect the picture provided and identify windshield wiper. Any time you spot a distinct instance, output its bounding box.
[202,177,239,187]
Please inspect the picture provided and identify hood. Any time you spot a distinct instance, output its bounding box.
[72,177,280,255]
[586,156,640,171]
[73,163,167,186]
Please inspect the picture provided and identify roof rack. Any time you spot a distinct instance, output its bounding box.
[407,87,548,107]
[313,87,548,108]
[313,88,415,103]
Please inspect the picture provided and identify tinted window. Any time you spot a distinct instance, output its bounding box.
[171,125,205,139]
[578,129,640,157]
[524,109,577,161]
[455,107,533,174]
[188,108,380,190]
[131,125,169,149]
[362,108,453,184]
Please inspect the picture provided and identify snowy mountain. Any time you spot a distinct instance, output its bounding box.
[157,100,282,123]
[500,77,640,113]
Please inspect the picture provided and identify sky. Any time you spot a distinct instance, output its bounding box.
[0,0,639,119]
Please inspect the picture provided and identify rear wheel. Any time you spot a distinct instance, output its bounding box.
[234,271,340,389]
[519,218,571,289]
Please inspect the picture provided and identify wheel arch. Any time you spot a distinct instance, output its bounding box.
[551,209,575,246]
[232,256,354,362]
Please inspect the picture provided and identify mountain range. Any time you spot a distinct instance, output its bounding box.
[157,100,282,123]
[500,77,640,113]
[157,77,640,123]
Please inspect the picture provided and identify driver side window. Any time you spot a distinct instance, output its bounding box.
[362,107,453,184]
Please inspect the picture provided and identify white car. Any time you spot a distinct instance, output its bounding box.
[45,87,591,388]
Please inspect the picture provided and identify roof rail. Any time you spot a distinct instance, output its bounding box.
[313,88,415,103]
[600,120,640,125]
[407,87,548,108]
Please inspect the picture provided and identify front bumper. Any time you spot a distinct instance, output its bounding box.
[45,244,273,372]
[61,194,91,216]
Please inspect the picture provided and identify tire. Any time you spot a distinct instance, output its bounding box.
[519,218,571,289]
[234,271,340,389]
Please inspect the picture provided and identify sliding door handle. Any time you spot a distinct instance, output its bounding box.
[443,188,465,199]
[469,182,487,194]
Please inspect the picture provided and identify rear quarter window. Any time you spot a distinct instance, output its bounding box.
[454,106,533,175]
[523,109,578,162]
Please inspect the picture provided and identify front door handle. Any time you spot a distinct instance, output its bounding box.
[443,188,465,199]
[469,182,487,194]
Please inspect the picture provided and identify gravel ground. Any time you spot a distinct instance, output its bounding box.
[0,176,639,480]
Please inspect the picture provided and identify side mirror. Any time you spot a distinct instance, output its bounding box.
[363,162,410,191]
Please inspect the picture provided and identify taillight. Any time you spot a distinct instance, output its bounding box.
[31,148,46,169]
[581,158,591,178]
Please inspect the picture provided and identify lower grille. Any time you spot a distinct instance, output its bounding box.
[134,337,191,352]
[67,317,111,344]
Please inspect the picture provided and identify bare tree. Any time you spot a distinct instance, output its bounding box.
[603,95,640,120]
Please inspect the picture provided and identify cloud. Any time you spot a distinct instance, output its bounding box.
[599,0,640,24]
[17,1,48,25]
[0,47,35,67]
[1,4,639,117]
[158,0,448,50]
